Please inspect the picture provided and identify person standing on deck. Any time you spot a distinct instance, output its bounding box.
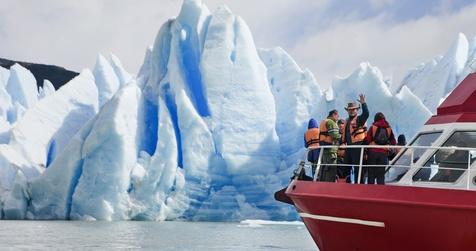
[337,119,349,182]
[342,94,369,184]
[318,110,341,182]
[365,112,396,185]
[304,118,320,177]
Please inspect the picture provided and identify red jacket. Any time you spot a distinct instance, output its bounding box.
[365,119,396,153]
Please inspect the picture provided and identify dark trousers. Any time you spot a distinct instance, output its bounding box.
[319,150,337,182]
[344,146,366,183]
[367,151,388,185]
[337,156,351,180]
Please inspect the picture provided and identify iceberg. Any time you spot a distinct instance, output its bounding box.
[396,33,476,112]
[0,0,471,221]
[93,54,121,107]
[328,62,431,139]
[69,83,143,221]
[9,70,98,167]
[109,54,133,87]
[38,79,56,99]
[6,64,38,113]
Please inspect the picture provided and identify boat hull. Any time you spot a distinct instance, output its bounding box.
[286,180,476,251]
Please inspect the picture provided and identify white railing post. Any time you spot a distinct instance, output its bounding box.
[467,150,471,190]
[357,146,364,184]
[313,148,324,181]
[410,148,415,185]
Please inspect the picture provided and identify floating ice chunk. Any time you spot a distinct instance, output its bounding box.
[239,219,304,227]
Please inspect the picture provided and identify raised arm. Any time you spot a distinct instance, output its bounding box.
[357,94,369,126]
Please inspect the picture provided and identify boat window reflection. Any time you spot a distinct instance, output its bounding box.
[386,132,442,182]
[413,131,476,183]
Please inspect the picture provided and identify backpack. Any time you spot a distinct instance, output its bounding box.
[374,126,389,145]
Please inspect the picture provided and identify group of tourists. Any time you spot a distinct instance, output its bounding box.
[304,94,405,185]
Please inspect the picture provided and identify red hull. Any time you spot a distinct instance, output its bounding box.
[286,180,476,251]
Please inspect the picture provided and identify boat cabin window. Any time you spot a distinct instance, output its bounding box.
[386,132,442,182]
[413,131,476,183]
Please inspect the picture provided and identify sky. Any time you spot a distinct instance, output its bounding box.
[1,0,476,88]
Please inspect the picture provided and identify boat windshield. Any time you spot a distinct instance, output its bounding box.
[386,131,442,182]
[413,131,476,183]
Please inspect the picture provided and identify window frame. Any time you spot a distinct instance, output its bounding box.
[386,131,443,182]
[412,130,476,184]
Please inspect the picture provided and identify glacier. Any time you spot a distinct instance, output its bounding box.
[0,0,472,221]
[395,33,476,113]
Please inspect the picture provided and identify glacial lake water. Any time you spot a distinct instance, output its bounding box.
[0,220,316,250]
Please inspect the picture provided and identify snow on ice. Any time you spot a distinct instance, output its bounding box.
[0,0,472,221]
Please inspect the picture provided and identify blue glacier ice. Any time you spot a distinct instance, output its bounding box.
[0,0,471,221]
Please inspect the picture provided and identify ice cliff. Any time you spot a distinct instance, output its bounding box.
[0,0,470,221]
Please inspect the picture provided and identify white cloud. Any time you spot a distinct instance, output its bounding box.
[0,0,475,91]
[368,0,396,11]
[0,0,180,73]
[0,0,332,75]
[288,3,476,88]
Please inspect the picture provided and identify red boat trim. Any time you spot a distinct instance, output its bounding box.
[291,188,476,211]
[299,212,386,228]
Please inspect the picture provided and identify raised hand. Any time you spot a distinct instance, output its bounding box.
[358,94,366,104]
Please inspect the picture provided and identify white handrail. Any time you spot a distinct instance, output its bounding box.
[357,148,364,184]
[308,144,476,151]
[468,151,472,189]
[300,144,476,190]
[470,60,476,73]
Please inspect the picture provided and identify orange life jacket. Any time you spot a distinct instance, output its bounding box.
[319,119,334,145]
[304,128,320,148]
[342,117,367,144]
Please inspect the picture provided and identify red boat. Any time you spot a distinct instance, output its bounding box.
[276,72,476,251]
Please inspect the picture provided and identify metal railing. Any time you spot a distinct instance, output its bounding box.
[295,144,476,190]
[470,60,476,73]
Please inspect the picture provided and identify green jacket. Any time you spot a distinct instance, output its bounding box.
[324,117,341,154]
